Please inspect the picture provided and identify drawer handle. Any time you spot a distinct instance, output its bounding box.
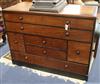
[76,50,80,55]
[65,65,68,68]
[42,40,46,44]
[25,56,28,60]
[20,26,24,30]
[65,21,70,31]
[65,31,70,36]
[14,41,18,44]
[66,21,70,24]
[19,16,23,20]
[43,50,47,54]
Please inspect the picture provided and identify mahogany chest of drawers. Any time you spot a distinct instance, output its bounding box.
[3,2,98,79]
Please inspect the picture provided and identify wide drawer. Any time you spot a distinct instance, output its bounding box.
[11,51,88,75]
[4,13,94,30]
[6,22,92,42]
[7,32,25,52]
[68,41,91,64]
[24,35,67,50]
[25,45,67,61]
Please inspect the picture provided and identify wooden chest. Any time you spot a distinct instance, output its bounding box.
[3,2,98,79]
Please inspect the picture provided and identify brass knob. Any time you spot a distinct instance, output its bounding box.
[25,56,28,60]
[14,41,18,44]
[76,50,80,55]
[42,40,46,44]
[20,26,24,30]
[19,16,23,20]
[65,65,68,68]
[43,50,47,54]
[65,31,70,36]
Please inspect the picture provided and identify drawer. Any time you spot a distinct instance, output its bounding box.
[64,62,88,75]
[7,32,25,52]
[11,51,30,63]
[25,45,46,57]
[68,41,91,64]
[24,35,67,50]
[24,35,43,46]
[25,45,66,61]
[29,54,88,75]
[4,13,94,30]
[65,29,92,43]
[11,51,88,75]
[6,22,92,42]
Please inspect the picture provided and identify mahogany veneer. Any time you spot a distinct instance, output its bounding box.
[3,2,98,79]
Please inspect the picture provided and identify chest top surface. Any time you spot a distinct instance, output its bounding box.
[3,2,98,18]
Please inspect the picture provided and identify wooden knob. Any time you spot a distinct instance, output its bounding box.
[25,56,28,59]
[42,40,46,44]
[65,65,68,68]
[76,50,80,55]
[20,26,24,30]
[14,41,18,44]
[19,16,23,20]
[66,21,70,24]
[65,32,70,36]
[43,50,47,54]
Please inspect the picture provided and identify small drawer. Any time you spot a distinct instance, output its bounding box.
[46,49,66,61]
[45,37,67,50]
[6,22,92,42]
[64,62,88,75]
[24,35,67,50]
[65,29,92,43]
[68,41,91,64]
[11,51,30,63]
[24,35,43,46]
[7,32,25,52]
[25,45,47,57]
[25,45,66,61]
[4,13,94,30]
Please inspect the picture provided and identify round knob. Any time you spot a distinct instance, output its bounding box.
[76,50,80,55]
[25,56,28,60]
[65,65,68,68]
[43,50,47,54]
[66,21,70,24]
[19,16,23,20]
[14,41,18,44]
[20,26,24,30]
[42,40,46,44]
[65,32,70,36]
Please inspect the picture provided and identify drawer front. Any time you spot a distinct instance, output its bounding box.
[65,29,92,43]
[11,51,88,75]
[29,54,88,75]
[11,51,30,63]
[47,49,66,61]
[24,35,67,50]
[64,62,88,75]
[6,22,92,42]
[24,35,43,46]
[4,13,94,30]
[68,41,91,64]
[25,45,66,61]
[7,32,25,52]
[25,45,46,57]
